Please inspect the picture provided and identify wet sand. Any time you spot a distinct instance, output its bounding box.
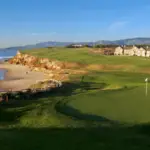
[0,62,48,92]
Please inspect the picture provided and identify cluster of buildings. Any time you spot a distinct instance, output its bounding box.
[67,44,150,57]
[114,45,150,57]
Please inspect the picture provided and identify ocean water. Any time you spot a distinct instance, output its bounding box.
[0,69,6,80]
[0,48,18,80]
[0,48,17,60]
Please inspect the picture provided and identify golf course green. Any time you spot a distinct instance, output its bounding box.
[57,71,150,123]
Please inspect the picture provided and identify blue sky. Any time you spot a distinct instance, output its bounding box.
[0,0,150,47]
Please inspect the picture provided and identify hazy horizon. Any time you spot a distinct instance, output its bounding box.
[1,36,150,49]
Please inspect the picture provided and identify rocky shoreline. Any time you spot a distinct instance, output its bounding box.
[0,51,64,92]
[8,51,74,81]
[0,51,87,102]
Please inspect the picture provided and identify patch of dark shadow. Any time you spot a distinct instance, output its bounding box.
[0,107,31,123]
[130,124,150,136]
[60,81,108,96]
[2,127,150,150]
[55,102,116,124]
[103,86,138,93]
[0,81,106,110]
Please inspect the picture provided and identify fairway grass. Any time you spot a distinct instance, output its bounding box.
[22,47,150,68]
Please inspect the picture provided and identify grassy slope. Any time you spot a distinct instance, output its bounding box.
[1,47,150,149]
[22,47,150,67]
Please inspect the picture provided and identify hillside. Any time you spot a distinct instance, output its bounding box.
[96,37,150,45]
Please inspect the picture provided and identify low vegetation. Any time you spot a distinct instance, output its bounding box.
[1,47,150,149]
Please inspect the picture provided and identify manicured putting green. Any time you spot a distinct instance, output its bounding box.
[66,85,150,123]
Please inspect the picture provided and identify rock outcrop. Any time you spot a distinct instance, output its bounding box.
[8,51,65,91]
[9,51,62,71]
[8,51,86,81]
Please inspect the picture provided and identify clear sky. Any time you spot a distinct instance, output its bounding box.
[0,0,150,48]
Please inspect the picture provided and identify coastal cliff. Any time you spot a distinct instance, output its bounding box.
[8,51,68,81]
[8,51,86,81]
[9,51,62,70]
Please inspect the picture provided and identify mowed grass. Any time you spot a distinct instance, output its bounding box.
[67,86,150,123]
[59,71,150,123]
[22,47,150,68]
[1,47,150,149]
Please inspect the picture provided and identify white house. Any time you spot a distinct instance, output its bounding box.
[146,50,150,57]
[132,46,140,56]
[123,46,135,56]
[135,48,141,56]
[134,47,146,57]
[145,46,150,57]
[114,46,124,55]
[140,47,146,57]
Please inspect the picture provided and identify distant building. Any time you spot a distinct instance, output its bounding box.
[103,48,115,55]
[145,46,150,57]
[146,50,150,57]
[114,45,146,56]
[140,47,146,57]
[114,46,124,55]
[123,46,135,56]
[66,44,84,48]
[71,44,83,48]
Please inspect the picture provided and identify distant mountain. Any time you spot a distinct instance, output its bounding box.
[96,38,150,45]
[0,41,93,51]
[1,38,150,51]
[95,40,114,45]
[0,42,73,51]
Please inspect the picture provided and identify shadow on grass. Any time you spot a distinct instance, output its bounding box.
[0,81,107,123]
[0,81,138,123]
[56,103,113,123]
[0,108,31,123]
[1,125,150,150]
[1,81,108,106]
[55,82,138,123]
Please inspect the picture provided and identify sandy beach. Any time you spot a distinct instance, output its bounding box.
[0,62,48,92]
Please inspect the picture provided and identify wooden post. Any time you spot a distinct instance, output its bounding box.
[146,81,148,96]
[5,95,8,103]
